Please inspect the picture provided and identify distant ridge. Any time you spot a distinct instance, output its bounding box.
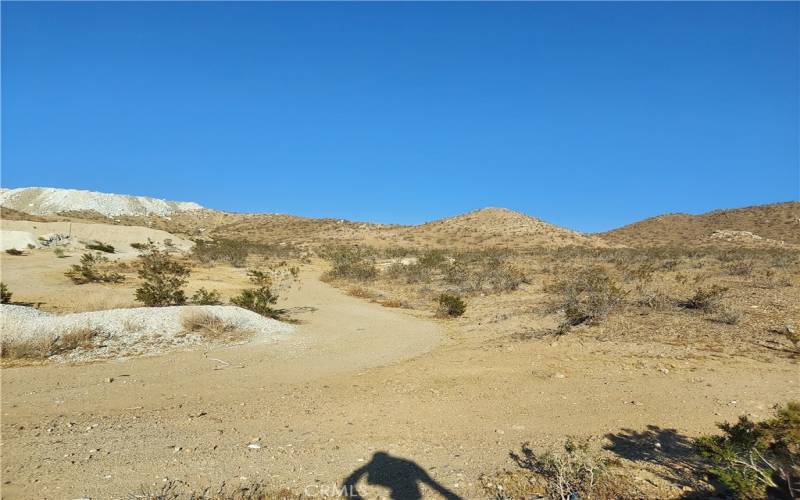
[599,201,800,246]
[0,187,204,218]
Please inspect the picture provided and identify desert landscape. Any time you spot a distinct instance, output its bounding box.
[1,187,798,499]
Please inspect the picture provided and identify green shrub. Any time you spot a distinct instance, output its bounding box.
[436,293,466,318]
[134,243,190,306]
[696,401,799,499]
[86,241,115,253]
[5,249,24,256]
[190,287,222,305]
[230,270,284,319]
[65,253,125,285]
[1,283,12,304]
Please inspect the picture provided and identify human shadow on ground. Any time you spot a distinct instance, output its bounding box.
[341,451,462,500]
[604,425,727,498]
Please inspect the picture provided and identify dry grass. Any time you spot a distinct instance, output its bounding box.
[181,310,251,343]
[1,326,103,360]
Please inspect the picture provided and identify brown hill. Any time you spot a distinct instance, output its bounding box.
[377,207,607,249]
[599,202,800,247]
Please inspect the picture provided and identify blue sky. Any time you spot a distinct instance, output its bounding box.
[2,2,798,232]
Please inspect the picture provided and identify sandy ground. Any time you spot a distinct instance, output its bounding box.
[2,258,798,498]
[0,220,194,256]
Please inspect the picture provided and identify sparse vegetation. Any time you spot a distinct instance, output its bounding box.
[1,326,104,360]
[53,247,67,258]
[5,248,24,256]
[681,284,728,313]
[436,293,466,318]
[696,401,800,499]
[85,241,115,253]
[134,243,190,306]
[1,282,12,304]
[510,438,609,500]
[190,287,223,305]
[65,252,125,284]
[230,270,284,319]
[181,310,249,342]
[321,246,378,281]
[548,266,625,329]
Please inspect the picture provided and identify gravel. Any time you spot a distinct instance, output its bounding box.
[1,304,293,361]
[0,187,203,217]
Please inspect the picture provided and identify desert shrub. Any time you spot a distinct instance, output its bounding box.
[181,310,249,342]
[548,266,625,328]
[696,401,800,499]
[85,241,115,253]
[53,248,67,258]
[131,479,301,500]
[190,287,222,305]
[713,308,742,325]
[725,260,755,277]
[192,239,301,267]
[5,248,24,256]
[130,242,147,250]
[347,286,376,299]
[636,290,672,311]
[511,438,609,500]
[681,284,728,313]
[1,326,103,360]
[321,246,377,281]
[436,293,466,318]
[65,252,125,284]
[0,283,12,304]
[192,239,249,267]
[231,270,283,319]
[134,243,190,306]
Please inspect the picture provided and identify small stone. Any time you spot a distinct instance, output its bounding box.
[553,373,566,379]
[786,324,796,335]
[247,443,261,450]
[104,378,113,383]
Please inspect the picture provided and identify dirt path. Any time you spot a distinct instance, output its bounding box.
[1,268,798,499]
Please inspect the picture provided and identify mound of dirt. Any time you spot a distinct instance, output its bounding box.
[0,304,293,362]
[0,187,203,217]
[0,230,39,251]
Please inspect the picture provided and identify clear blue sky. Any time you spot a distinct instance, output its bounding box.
[2,2,798,232]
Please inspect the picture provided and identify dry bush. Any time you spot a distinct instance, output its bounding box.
[711,307,742,325]
[320,246,378,282]
[510,438,610,500]
[725,260,755,276]
[681,285,728,313]
[548,266,625,328]
[1,326,103,360]
[5,248,24,256]
[131,479,300,499]
[192,239,301,267]
[181,310,250,342]
[347,286,376,299]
